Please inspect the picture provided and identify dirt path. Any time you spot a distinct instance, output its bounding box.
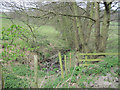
[84,72,119,88]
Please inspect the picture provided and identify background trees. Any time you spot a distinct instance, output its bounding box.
[0,0,119,88]
[1,1,118,59]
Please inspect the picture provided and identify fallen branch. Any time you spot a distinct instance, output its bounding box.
[40,75,46,88]
[56,65,76,88]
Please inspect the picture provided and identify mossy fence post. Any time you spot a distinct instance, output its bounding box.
[0,61,2,89]
[58,52,64,78]
[70,52,71,68]
[85,56,88,65]
[34,55,38,88]
[64,55,67,75]
[0,60,3,89]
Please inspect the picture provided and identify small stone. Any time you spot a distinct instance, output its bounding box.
[106,73,111,77]
[72,83,79,88]
[104,76,108,81]
[108,76,113,82]
[98,76,104,81]
[103,81,112,87]
[102,76,108,81]
[90,82,94,87]
[45,77,48,79]
[115,77,119,82]
[83,82,88,86]
[56,70,59,72]
[110,82,119,88]
[94,81,97,84]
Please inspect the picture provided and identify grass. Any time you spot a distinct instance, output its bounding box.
[1,12,119,88]
[48,21,119,88]
[0,16,68,87]
[35,25,68,49]
[2,63,59,88]
[2,66,29,88]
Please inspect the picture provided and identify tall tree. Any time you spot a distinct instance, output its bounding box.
[99,2,112,52]
[73,16,80,51]
[84,2,94,53]
[95,2,100,53]
[72,2,85,52]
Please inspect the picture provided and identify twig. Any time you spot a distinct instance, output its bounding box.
[40,75,46,88]
[56,65,76,88]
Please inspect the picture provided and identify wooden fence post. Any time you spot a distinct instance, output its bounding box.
[0,62,2,90]
[85,56,88,66]
[34,55,38,88]
[0,60,3,89]
[79,53,119,66]
[70,52,71,68]
[58,52,64,78]
[64,55,67,75]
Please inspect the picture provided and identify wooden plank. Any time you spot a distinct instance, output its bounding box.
[0,63,2,90]
[64,55,67,75]
[70,52,71,68]
[34,55,38,88]
[79,64,94,66]
[85,56,87,65]
[0,60,4,89]
[80,59,102,61]
[79,53,119,55]
[58,52,64,79]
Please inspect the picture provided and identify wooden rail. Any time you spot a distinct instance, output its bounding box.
[0,60,3,89]
[79,53,119,55]
[79,59,102,61]
[78,53,119,66]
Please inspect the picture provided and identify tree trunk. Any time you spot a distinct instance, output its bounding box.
[73,16,79,51]
[72,2,85,52]
[85,2,94,53]
[95,2,100,53]
[99,2,111,52]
